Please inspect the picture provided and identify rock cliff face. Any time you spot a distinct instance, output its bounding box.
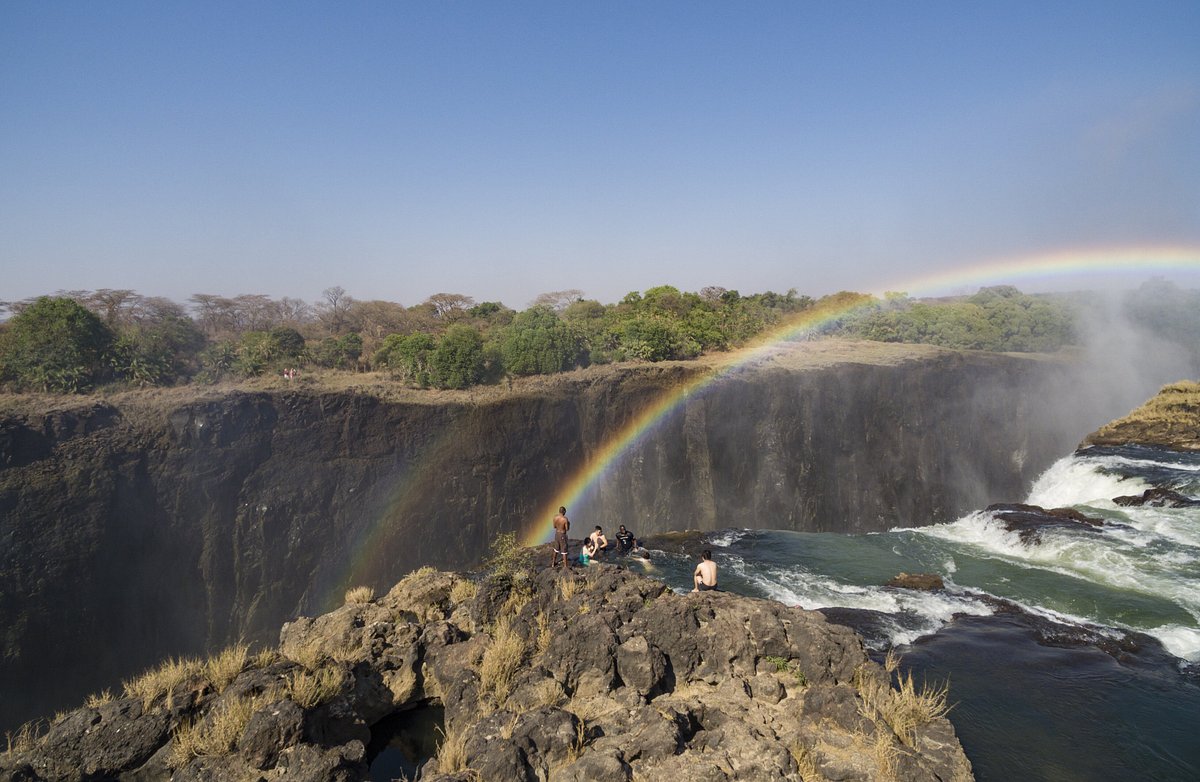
[0,342,1106,731]
[0,564,973,782]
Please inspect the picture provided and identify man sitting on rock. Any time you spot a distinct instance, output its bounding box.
[693,550,718,592]
[589,526,609,560]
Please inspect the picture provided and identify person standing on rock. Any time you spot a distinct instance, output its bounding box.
[693,550,718,592]
[550,506,570,569]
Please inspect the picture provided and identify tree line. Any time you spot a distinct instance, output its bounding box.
[0,280,1195,393]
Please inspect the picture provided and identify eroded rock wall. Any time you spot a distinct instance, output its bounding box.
[0,346,1095,731]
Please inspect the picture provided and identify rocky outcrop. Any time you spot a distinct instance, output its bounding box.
[985,503,1107,544]
[1081,380,1200,452]
[0,564,973,782]
[885,573,944,591]
[1113,487,1200,508]
[0,342,1119,730]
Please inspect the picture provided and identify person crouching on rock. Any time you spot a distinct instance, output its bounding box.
[693,550,718,592]
[589,526,609,560]
[579,536,596,566]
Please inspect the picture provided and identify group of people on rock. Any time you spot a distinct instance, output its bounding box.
[548,505,718,592]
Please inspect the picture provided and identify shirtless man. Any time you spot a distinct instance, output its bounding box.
[589,526,609,560]
[693,550,718,592]
[550,507,570,569]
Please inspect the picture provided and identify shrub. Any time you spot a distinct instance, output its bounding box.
[499,306,587,376]
[428,324,485,389]
[0,296,115,392]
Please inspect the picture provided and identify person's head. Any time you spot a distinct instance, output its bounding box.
[595,526,602,533]
[559,506,566,514]
[619,525,627,532]
[701,550,712,561]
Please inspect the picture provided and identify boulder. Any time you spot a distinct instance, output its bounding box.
[885,573,945,591]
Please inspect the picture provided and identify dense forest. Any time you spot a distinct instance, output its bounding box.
[0,279,1196,393]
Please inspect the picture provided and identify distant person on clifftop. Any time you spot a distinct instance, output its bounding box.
[693,550,718,592]
[550,506,570,569]
[589,526,609,560]
[615,524,638,555]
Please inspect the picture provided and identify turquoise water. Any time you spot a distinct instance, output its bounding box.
[625,446,1200,781]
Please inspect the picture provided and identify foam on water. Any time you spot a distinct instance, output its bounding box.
[1151,624,1200,662]
[720,554,993,648]
[1026,454,1150,507]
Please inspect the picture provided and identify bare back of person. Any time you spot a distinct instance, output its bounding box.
[550,507,570,568]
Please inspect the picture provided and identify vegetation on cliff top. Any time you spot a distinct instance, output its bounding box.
[1083,381,1200,451]
[2,278,1196,395]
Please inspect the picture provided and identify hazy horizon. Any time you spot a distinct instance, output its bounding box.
[3,2,1198,308]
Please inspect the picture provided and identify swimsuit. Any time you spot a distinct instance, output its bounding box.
[697,582,717,592]
[554,529,569,555]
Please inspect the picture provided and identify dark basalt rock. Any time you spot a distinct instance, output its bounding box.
[0,566,975,782]
[1112,487,1200,508]
[986,502,1106,543]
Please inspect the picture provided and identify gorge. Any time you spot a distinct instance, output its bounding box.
[0,339,1173,734]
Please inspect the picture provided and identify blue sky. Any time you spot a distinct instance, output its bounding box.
[2,1,1198,308]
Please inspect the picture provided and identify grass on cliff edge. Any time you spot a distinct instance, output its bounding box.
[0,339,984,420]
[1085,380,1200,450]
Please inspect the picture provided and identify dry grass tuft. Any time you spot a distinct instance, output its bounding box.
[450,578,478,605]
[85,689,114,709]
[123,655,204,711]
[789,744,822,781]
[856,657,951,747]
[287,665,345,709]
[169,694,261,768]
[204,643,249,691]
[405,565,438,582]
[528,678,564,710]
[434,724,474,775]
[3,720,46,756]
[557,576,580,601]
[344,585,375,605]
[480,616,526,706]
[250,647,279,669]
[534,610,552,655]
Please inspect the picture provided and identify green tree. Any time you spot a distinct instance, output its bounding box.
[311,333,363,369]
[375,332,435,385]
[428,325,485,389]
[0,296,115,392]
[499,306,586,376]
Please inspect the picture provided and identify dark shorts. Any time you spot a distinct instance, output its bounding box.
[554,531,569,554]
[697,582,718,592]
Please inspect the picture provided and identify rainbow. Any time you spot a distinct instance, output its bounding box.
[519,243,1200,546]
[323,243,1199,600]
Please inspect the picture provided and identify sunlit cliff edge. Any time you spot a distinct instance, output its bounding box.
[1081,381,1200,452]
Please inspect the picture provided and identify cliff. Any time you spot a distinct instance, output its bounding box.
[0,562,973,781]
[0,340,1112,731]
